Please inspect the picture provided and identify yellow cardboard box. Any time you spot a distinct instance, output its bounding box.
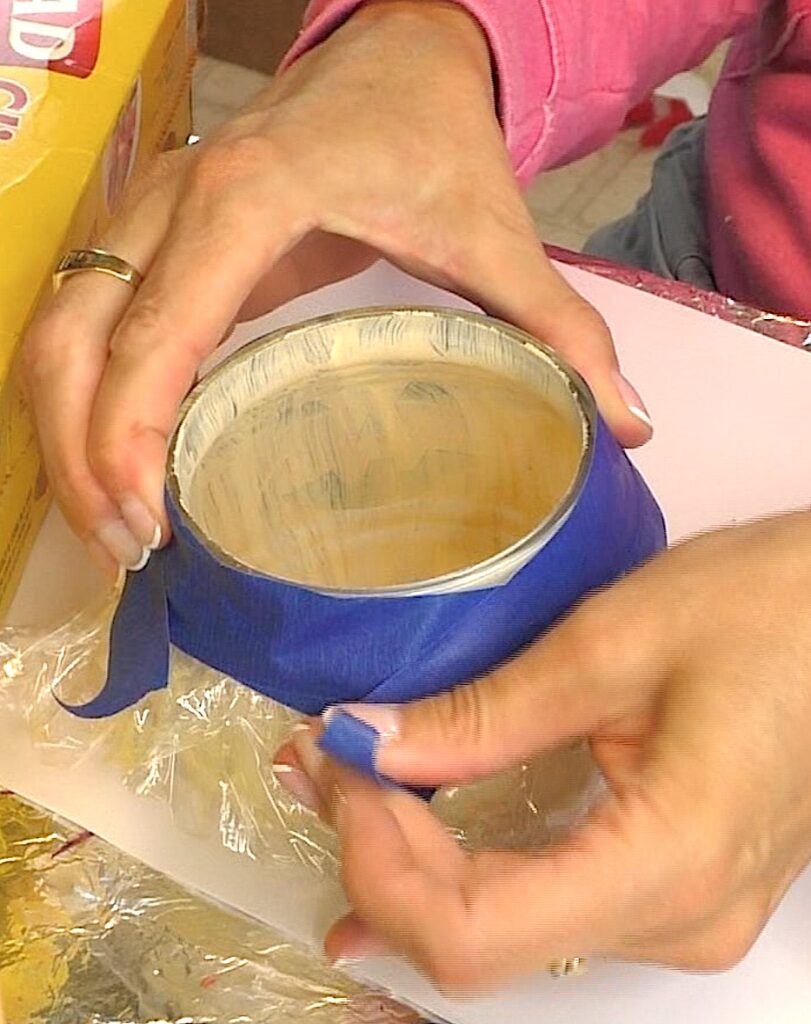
[0,0,198,618]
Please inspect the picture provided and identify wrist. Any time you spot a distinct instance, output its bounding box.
[344,0,495,94]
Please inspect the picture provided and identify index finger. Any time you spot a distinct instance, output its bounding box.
[86,145,311,521]
[334,779,667,993]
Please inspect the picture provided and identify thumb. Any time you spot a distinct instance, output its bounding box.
[319,600,659,788]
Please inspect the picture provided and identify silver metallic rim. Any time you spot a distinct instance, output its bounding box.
[167,307,597,597]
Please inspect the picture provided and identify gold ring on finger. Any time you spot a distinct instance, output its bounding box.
[548,957,587,978]
[53,248,144,291]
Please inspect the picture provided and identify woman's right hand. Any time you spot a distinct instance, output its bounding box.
[23,0,652,575]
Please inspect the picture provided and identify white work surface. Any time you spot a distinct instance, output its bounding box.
[4,262,811,1024]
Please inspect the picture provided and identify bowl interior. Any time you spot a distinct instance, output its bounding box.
[171,309,588,593]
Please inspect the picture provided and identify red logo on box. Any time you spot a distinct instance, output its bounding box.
[0,75,30,142]
[0,0,102,79]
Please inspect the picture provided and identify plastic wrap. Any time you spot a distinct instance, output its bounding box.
[0,598,599,861]
[0,599,599,1024]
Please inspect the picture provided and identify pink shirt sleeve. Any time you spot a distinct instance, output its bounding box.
[281,0,760,183]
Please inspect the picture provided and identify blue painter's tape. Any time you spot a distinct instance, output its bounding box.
[64,416,666,801]
[60,556,170,719]
[319,710,437,802]
[319,711,381,780]
[60,307,667,798]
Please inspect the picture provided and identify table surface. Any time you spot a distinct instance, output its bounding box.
[5,259,811,1024]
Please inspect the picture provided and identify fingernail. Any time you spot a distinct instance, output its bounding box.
[291,728,326,779]
[332,957,364,973]
[96,520,150,571]
[332,934,393,959]
[271,763,320,811]
[323,704,401,742]
[614,372,654,433]
[333,784,349,831]
[119,493,162,549]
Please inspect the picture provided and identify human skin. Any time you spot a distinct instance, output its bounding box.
[277,512,811,991]
[22,0,650,575]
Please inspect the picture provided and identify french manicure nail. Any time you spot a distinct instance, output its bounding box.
[332,785,349,831]
[332,957,364,973]
[130,547,151,572]
[332,933,394,959]
[291,728,326,779]
[324,704,401,742]
[614,372,654,433]
[96,520,149,571]
[271,763,319,811]
[119,493,162,549]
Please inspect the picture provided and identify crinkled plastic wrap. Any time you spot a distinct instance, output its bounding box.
[0,596,600,1024]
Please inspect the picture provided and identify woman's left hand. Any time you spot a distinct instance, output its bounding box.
[275,512,811,993]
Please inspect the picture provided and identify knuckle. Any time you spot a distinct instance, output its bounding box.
[87,433,125,490]
[46,458,86,505]
[112,295,167,352]
[419,940,479,995]
[122,150,182,204]
[22,312,80,388]
[562,596,627,681]
[188,134,274,196]
[676,914,762,973]
[565,293,610,336]
[88,423,158,496]
[426,682,496,763]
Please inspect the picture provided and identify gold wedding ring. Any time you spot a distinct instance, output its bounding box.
[548,957,587,978]
[53,248,144,291]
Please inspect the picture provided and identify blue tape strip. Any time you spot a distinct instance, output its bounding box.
[59,556,170,718]
[319,711,382,780]
[318,710,436,802]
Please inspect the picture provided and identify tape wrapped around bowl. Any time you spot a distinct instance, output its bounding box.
[61,307,666,786]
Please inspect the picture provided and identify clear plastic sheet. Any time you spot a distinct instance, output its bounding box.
[0,598,599,1024]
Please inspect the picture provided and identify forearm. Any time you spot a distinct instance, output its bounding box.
[282,0,760,182]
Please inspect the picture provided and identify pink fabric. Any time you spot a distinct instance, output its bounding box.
[281,1,811,320]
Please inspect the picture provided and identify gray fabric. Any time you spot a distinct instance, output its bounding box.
[583,117,716,291]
